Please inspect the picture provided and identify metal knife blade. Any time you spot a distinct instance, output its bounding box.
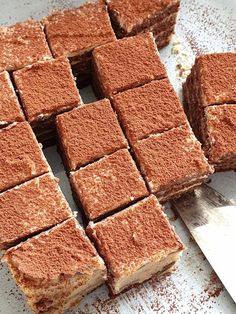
[172,184,236,303]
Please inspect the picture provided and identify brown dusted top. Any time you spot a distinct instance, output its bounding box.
[13,57,81,124]
[107,0,179,33]
[56,99,128,170]
[43,0,116,58]
[112,78,187,144]
[0,19,51,72]
[205,104,236,163]
[196,52,236,106]
[133,124,213,194]
[93,32,167,97]
[0,71,24,127]
[71,149,148,220]
[0,122,50,192]
[0,173,72,250]
[4,218,105,282]
[87,195,184,277]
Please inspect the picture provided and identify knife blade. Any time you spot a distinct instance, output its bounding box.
[172,184,236,303]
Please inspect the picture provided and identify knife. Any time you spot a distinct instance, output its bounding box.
[172,184,236,303]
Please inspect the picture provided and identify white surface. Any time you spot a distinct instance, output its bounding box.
[0,0,236,313]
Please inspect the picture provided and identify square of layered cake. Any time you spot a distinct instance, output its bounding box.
[56,99,128,171]
[204,104,236,171]
[0,71,25,128]
[13,57,81,145]
[87,195,184,295]
[133,124,213,201]
[3,218,107,313]
[183,52,236,145]
[106,0,180,48]
[0,122,50,192]
[43,0,116,84]
[92,32,167,98]
[112,78,187,144]
[0,173,73,250]
[70,149,148,221]
[0,19,51,72]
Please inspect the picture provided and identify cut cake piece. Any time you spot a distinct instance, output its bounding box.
[106,0,180,48]
[0,172,72,250]
[92,32,167,98]
[112,78,187,144]
[70,149,148,221]
[133,124,213,201]
[13,57,81,146]
[0,19,51,72]
[56,99,128,171]
[0,122,50,193]
[87,195,184,295]
[3,218,107,313]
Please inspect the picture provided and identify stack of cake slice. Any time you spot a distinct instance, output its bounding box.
[106,0,180,48]
[183,52,236,170]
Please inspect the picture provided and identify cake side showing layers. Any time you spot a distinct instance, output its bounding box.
[56,99,128,171]
[205,104,236,171]
[133,124,213,201]
[92,32,167,98]
[0,172,72,250]
[43,0,116,81]
[0,19,51,72]
[3,218,107,313]
[112,78,187,144]
[0,122,50,192]
[70,149,149,221]
[87,195,184,295]
[0,71,25,128]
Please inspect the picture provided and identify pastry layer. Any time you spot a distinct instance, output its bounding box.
[0,19,51,72]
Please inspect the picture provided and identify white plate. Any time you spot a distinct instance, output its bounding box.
[0,0,236,313]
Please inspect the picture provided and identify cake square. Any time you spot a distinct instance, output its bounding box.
[133,124,213,201]
[13,57,81,144]
[43,0,116,83]
[56,99,128,171]
[92,32,167,98]
[3,218,107,313]
[87,195,184,295]
[106,0,180,48]
[204,104,236,171]
[70,149,148,221]
[0,71,24,128]
[0,19,51,72]
[0,173,73,250]
[183,52,236,144]
[112,78,187,144]
[0,122,50,192]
